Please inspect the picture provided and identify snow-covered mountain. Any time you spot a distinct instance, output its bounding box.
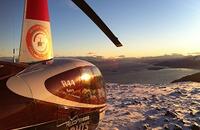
[98,82,200,130]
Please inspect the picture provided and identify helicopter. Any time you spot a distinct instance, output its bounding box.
[0,0,122,130]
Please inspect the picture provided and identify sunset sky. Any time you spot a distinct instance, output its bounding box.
[0,0,200,58]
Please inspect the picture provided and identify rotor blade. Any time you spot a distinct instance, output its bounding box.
[72,0,123,47]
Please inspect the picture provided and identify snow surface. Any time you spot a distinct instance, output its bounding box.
[97,82,200,130]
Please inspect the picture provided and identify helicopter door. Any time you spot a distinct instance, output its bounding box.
[32,101,58,130]
[54,68,84,130]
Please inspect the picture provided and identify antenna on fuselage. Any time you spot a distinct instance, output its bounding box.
[13,48,16,63]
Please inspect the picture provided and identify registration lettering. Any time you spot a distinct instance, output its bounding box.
[61,80,76,87]
[57,116,90,129]
[69,121,89,130]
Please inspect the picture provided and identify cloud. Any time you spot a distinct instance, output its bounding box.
[87,52,96,55]
[118,55,126,58]
[188,52,200,55]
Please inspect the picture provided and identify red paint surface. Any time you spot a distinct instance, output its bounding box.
[26,0,50,21]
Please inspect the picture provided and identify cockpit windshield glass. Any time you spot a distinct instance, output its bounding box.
[45,65,106,104]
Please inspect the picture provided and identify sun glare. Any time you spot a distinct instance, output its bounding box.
[80,73,91,81]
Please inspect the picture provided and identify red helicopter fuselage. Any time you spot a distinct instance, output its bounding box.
[0,0,123,129]
[0,59,106,130]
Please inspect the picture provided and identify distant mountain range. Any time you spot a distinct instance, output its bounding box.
[172,72,200,83]
[2,54,200,70]
[0,57,13,62]
[2,55,200,83]
[154,56,200,70]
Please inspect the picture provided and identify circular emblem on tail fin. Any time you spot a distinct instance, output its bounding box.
[26,25,50,59]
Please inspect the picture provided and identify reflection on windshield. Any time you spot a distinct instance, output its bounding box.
[45,66,106,104]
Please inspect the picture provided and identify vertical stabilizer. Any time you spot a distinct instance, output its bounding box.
[19,0,53,63]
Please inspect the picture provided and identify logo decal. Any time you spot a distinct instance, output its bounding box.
[26,25,50,59]
[57,115,90,129]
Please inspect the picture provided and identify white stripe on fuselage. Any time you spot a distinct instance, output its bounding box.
[12,120,57,130]
[7,59,106,108]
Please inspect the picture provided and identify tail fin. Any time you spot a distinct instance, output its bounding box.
[19,0,53,63]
